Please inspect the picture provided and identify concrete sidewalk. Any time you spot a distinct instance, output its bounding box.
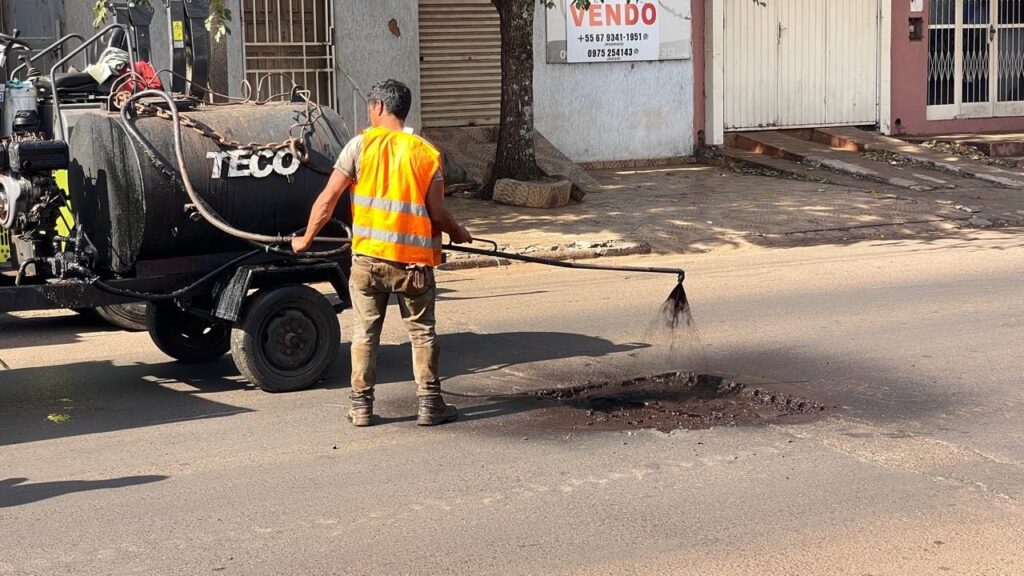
[446,162,1024,263]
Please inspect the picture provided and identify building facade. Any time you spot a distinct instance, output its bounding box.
[1,0,697,163]
[892,0,1024,135]
[332,0,696,163]
[6,1,1014,166]
[698,0,1024,144]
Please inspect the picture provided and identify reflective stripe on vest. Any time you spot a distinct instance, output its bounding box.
[350,127,442,266]
[351,193,431,219]
[352,225,443,250]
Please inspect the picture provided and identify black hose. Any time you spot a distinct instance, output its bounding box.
[244,218,354,259]
[443,242,686,282]
[247,240,349,260]
[444,240,693,333]
[91,249,261,301]
[117,90,351,255]
[14,258,43,286]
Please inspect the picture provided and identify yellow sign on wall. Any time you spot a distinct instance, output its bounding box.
[0,170,73,265]
[0,230,10,264]
[172,21,186,47]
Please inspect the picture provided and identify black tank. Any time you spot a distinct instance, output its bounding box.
[67,102,350,274]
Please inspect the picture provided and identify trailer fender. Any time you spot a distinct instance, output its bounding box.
[213,261,350,323]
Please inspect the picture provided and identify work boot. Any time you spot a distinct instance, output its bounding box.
[417,395,458,426]
[347,395,373,427]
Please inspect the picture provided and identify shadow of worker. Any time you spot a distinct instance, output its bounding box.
[372,331,651,385]
[0,475,168,508]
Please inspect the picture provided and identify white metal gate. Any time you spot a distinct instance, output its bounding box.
[418,0,502,128]
[724,0,880,130]
[241,0,337,110]
[928,0,1024,119]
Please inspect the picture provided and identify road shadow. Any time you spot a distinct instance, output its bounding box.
[321,331,650,389]
[0,333,974,439]
[0,331,641,443]
[435,287,551,302]
[384,341,973,434]
[352,398,559,428]
[0,475,168,508]
[317,331,651,427]
[453,397,546,424]
[0,357,253,447]
[0,310,123,350]
[665,346,978,427]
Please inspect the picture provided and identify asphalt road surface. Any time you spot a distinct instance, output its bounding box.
[2,231,1023,575]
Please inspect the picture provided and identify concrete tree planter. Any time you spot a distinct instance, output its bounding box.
[492,177,573,208]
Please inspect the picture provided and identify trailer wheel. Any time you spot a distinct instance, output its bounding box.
[94,303,149,331]
[231,285,340,393]
[147,302,231,363]
[74,304,149,331]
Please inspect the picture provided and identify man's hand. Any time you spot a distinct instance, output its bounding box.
[449,224,472,245]
[296,170,351,255]
[426,179,472,245]
[292,235,312,254]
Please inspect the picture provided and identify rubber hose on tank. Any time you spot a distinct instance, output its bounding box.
[14,258,44,286]
[117,90,351,257]
[92,249,262,300]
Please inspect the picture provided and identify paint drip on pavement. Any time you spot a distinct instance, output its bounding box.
[644,279,708,371]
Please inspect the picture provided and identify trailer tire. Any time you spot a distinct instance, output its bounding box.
[147,302,231,363]
[94,303,149,331]
[231,285,339,393]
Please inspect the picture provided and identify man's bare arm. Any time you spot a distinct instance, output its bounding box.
[293,170,352,253]
[425,179,471,244]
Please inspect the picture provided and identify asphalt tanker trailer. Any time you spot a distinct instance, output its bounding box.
[0,4,353,392]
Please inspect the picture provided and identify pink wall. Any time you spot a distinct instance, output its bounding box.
[891,0,1024,135]
[692,0,706,146]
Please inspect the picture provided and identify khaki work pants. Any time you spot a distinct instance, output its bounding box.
[348,254,441,400]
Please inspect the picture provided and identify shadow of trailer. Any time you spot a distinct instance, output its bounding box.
[0,252,352,394]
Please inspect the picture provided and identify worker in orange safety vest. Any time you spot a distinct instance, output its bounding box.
[294,79,472,427]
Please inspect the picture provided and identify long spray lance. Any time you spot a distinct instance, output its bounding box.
[444,238,692,328]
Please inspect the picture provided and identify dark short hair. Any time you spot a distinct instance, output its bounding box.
[368,79,412,121]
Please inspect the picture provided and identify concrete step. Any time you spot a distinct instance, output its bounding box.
[726,131,959,191]
[962,140,1024,158]
[715,147,886,190]
[816,127,1024,189]
[904,133,1024,158]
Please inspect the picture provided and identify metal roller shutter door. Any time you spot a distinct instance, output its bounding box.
[724,0,880,130]
[419,0,502,127]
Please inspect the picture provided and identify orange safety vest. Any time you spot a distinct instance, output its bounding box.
[351,127,443,267]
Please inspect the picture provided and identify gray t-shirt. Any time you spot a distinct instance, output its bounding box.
[334,132,444,184]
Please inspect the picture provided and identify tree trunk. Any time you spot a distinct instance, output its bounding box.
[486,0,543,199]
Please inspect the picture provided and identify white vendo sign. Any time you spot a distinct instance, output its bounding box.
[566,0,661,63]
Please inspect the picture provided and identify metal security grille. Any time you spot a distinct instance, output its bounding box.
[963,0,991,104]
[997,0,1024,103]
[419,0,502,128]
[929,0,956,106]
[928,0,1024,119]
[241,0,337,109]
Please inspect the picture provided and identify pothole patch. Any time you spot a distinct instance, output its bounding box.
[527,372,832,433]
